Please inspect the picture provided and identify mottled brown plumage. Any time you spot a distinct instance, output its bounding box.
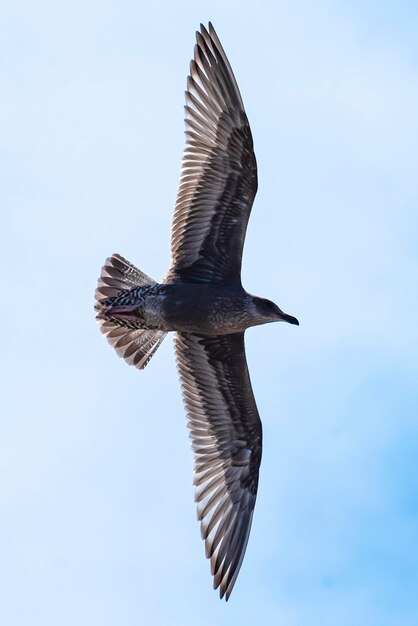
[95,23,298,600]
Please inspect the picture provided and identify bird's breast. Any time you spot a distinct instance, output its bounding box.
[160,284,250,334]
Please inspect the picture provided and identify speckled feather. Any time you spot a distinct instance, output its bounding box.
[95,255,167,369]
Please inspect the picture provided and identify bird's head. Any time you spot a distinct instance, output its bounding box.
[252,296,299,326]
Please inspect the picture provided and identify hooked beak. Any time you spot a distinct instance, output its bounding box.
[279,310,299,325]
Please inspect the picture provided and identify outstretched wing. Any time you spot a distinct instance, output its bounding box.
[166,23,258,285]
[175,331,262,599]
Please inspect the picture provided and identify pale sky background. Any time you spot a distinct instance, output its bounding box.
[1,1,418,625]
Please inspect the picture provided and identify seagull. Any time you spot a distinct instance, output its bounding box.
[95,22,298,600]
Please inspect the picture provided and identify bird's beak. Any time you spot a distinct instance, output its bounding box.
[279,311,299,325]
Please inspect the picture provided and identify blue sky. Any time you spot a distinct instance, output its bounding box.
[1,1,418,624]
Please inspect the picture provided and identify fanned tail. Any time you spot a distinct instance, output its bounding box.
[95,254,167,370]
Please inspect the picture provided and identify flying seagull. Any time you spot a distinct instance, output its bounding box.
[95,22,298,600]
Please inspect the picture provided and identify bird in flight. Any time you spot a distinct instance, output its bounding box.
[95,22,298,600]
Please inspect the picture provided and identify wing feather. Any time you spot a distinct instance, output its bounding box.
[175,331,262,599]
[167,23,258,284]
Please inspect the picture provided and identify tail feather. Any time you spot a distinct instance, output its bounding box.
[95,254,167,370]
[95,254,157,303]
[99,321,167,369]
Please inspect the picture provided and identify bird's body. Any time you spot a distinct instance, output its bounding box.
[95,23,298,600]
[99,281,297,335]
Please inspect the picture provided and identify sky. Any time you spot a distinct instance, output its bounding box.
[1,1,418,624]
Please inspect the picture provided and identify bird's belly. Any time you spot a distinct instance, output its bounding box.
[161,290,248,335]
[167,317,241,335]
